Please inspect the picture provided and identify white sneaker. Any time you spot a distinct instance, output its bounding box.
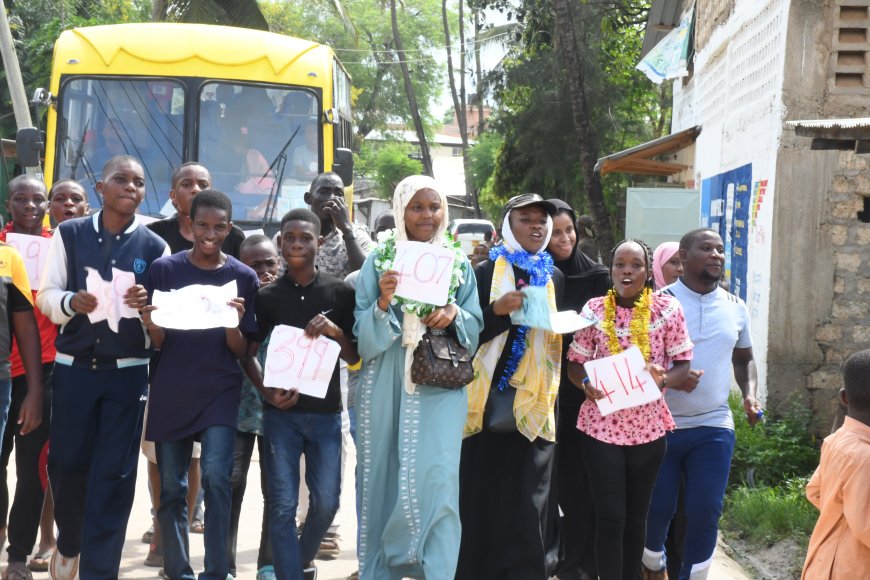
[48,552,78,580]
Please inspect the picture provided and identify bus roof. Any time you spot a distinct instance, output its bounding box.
[51,23,336,88]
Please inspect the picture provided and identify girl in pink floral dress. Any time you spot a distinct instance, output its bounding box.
[566,239,693,580]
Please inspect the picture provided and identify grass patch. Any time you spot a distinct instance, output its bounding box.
[728,393,820,489]
[721,393,821,548]
[721,477,818,544]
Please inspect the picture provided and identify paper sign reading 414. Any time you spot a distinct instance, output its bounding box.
[264,325,341,399]
[5,233,50,289]
[583,346,661,416]
[393,241,455,307]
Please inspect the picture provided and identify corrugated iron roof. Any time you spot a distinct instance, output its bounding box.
[787,118,870,129]
[787,118,870,152]
[595,125,700,176]
[642,0,685,57]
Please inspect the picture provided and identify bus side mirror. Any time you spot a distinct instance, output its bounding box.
[15,127,44,168]
[333,148,354,187]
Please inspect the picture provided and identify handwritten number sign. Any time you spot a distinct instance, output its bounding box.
[151,281,238,330]
[393,241,455,306]
[84,267,139,333]
[6,233,49,289]
[264,325,341,399]
[583,346,661,416]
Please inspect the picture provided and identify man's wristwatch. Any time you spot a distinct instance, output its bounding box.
[342,230,355,241]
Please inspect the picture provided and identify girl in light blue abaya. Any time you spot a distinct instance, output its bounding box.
[353,175,482,579]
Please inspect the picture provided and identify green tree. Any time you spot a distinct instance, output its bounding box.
[261,0,445,150]
[368,141,423,197]
[478,0,667,253]
[1,0,150,139]
[467,131,502,220]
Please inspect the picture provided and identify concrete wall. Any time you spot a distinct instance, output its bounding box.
[768,0,870,430]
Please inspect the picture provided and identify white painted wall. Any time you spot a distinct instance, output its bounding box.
[671,0,792,402]
[431,144,468,201]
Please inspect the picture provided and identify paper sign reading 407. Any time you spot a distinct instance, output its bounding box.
[393,241,455,306]
[264,325,341,399]
[583,346,661,416]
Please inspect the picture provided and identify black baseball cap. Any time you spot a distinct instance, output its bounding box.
[502,193,558,218]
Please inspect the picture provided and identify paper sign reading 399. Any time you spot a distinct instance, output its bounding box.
[6,233,49,289]
[264,325,341,399]
[583,346,661,416]
[393,241,455,307]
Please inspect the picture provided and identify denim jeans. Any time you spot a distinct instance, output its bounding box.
[263,410,341,580]
[157,424,236,580]
[645,426,736,580]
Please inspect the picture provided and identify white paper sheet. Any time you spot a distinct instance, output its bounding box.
[263,325,341,399]
[549,310,596,334]
[583,346,661,416]
[393,241,455,307]
[85,267,139,333]
[151,280,239,330]
[5,233,50,289]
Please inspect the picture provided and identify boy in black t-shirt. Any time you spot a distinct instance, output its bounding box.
[244,208,358,580]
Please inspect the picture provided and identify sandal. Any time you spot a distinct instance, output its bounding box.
[189,519,204,534]
[28,548,53,573]
[315,536,340,559]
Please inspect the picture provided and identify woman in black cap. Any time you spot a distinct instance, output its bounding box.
[546,199,610,580]
[457,194,564,580]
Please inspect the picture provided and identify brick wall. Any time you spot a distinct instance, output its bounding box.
[811,150,870,425]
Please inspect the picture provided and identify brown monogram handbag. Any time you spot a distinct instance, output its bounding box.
[411,328,474,389]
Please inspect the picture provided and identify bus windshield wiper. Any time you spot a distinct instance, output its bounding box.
[260,125,300,229]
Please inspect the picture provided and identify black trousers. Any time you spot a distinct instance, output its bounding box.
[579,431,666,580]
[227,431,272,574]
[0,363,53,563]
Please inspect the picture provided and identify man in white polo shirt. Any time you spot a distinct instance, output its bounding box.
[641,228,763,580]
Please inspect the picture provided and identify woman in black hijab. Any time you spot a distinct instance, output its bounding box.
[546,198,610,580]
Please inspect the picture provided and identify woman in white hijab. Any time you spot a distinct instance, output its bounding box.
[353,175,483,579]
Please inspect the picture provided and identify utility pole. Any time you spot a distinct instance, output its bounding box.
[0,0,40,174]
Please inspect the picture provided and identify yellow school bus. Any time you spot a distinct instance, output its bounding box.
[38,22,353,227]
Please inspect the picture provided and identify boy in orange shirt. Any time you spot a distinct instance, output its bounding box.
[802,349,870,579]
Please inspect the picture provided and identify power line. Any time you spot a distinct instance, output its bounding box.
[332,30,514,54]
[339,36,516,65]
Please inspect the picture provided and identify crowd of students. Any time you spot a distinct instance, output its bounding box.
[0,155,865,580]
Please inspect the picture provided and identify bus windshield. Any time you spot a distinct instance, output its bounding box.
[55,77,184,216]
[55,78,323,224]
[198,83,321,223]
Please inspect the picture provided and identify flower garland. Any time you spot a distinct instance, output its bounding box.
[601,287,652,362]
[489,243,554,392]
[372,228,466,317]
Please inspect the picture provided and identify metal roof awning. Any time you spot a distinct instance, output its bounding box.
[787,118,870,152]
[642,0,684,57]
[595,125,701,177]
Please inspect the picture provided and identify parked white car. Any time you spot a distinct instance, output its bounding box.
[448,219,496,257]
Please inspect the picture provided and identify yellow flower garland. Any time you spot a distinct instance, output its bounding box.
[601,287,653,362]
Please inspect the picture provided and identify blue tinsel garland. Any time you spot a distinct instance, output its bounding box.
[489,244,554,392]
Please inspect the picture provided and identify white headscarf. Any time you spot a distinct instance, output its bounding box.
[392,175,450,393]
[500,208,553,254]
